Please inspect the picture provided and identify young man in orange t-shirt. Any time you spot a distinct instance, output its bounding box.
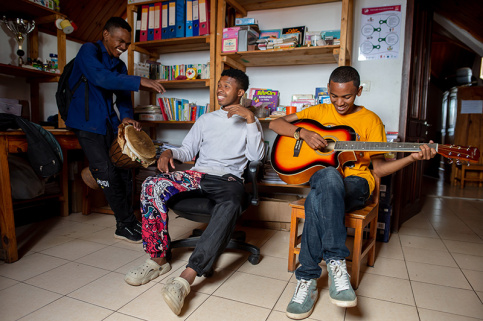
[269,66,436,320]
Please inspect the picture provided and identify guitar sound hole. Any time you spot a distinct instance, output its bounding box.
[320,139,336,153]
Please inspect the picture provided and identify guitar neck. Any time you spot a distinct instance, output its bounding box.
[334,141,438,153]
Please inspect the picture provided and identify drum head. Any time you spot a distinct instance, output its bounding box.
[124,125,156,160]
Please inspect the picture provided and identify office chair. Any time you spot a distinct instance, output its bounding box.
[167,160,263,275]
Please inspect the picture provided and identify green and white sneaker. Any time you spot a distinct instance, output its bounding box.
[286,279,318,320]
[327,259,357,307]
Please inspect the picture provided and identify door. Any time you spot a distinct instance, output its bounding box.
[392,0,433,231]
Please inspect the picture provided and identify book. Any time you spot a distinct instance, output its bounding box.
[282,26,306,46]
[250,88,280,113]
[259,29,281,40]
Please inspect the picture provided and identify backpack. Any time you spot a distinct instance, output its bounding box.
[0,113,63,178]
[55,43,102,122]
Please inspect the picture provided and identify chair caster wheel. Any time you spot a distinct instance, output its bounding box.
[248,254,260,265]
[203,268,214,277]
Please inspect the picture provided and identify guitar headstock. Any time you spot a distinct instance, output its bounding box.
[438,145,480,163]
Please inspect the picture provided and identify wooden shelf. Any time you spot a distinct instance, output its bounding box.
[141,121,195,126]
[221,45,340,67]
[0,0,65,20]
[158,79,210,89]
[132,36,211,55]
[0,63,59,81]
[233,0,340,12]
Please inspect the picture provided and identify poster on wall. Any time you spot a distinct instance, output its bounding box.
[358,5,402,61]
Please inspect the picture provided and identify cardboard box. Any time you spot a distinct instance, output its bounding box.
[242,193,301,230]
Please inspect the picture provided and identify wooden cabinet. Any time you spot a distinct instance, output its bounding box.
[0,0,67,124]
[126,0,218,112]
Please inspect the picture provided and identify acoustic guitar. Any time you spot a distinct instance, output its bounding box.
[271,119,480,185]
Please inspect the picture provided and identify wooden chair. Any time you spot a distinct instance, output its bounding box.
[453,164,483,188]
[288,173,380,290]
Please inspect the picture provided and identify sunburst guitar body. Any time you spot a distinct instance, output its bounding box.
[270,119,480,185]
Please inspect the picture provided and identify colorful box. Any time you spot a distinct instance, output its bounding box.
[222,27,240,53]
[235,18,256,25]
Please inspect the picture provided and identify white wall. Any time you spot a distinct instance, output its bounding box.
[352,0,406,132]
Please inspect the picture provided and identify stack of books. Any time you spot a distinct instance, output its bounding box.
[135,62,210,80]
[157,97,208,121]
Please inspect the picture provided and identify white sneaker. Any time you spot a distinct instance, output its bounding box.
[162,277,191,315]
[124,258,171,286]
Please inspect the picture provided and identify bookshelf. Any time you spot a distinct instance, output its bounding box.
[215,0,353,103]
[126,1,217,111]
[0,0,68,125]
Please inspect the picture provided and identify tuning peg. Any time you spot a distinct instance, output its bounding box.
[456,160,462,166]
[446,158,454,164]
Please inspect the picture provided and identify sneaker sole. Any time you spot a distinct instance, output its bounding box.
[114,233,142,244]
[330,297,357,308]
[162,289,183,315]
[125,270,160,286]
[286,297,318,320]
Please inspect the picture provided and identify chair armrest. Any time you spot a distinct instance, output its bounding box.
[247,160,263,206]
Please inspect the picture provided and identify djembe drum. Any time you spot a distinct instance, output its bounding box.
[109,124,157,169]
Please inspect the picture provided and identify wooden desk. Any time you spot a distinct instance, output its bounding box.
[0,129,81,263]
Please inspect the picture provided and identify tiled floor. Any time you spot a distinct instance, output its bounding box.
[1,177,482,321]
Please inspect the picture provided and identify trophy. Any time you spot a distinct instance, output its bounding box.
[2,16,36,66]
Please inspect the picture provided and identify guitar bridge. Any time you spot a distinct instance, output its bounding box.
[293,140,303,157]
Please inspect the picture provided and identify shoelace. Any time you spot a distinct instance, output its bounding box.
[329,260,350,292]
[292,279,311,304]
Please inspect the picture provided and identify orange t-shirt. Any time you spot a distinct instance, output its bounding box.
[295,104,387,193]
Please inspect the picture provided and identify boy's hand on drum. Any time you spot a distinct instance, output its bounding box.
[157,149,175,173]
[122,118,142,131]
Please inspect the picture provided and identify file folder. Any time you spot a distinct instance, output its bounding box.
[199,0,210,35]
[175,0,186,38]
[192,0,199,36]
[161,2,169,39]
[154,2,162,40]
[185,0,194,37]
[134,6,142,42]
[147,3,155,41]
[140,5,149,42]
[167,0,177,39]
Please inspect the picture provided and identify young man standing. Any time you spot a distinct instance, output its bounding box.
[66,17,166,243]
[125,69,265,315]
[269,66,436,320]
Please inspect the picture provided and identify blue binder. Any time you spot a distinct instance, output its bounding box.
[167,0,177,39]
[192,0,199,36]
[161,2,169,39]
[147,3,155,41]
[185,0,194,37]
[175,0,186,38]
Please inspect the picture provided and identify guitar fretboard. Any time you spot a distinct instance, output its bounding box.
[334,141,439,152]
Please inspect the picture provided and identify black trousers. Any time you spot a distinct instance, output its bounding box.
[186,174,246,277]
[74,128,136,225]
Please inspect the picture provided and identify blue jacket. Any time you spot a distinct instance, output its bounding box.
[65,40,141,135]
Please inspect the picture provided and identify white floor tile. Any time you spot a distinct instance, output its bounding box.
[0,253,68,281]
[0,283,62,321]
[412,281,483,319]
[18,296,112,321]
